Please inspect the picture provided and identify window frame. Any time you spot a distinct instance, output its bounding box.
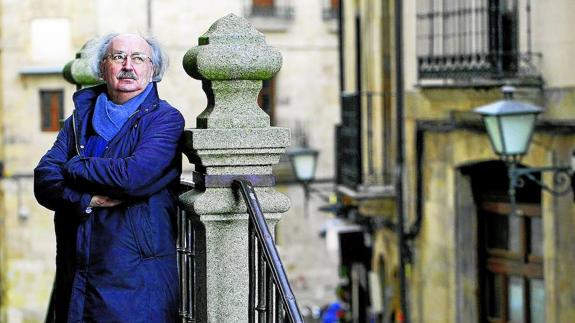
[39,89,64,132]
[478,200,543,323]
[245,0,294,20]
[415,0,530,81]
[258,78,276,126]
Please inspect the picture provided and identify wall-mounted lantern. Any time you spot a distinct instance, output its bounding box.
[287,146,319,217]
[474,86,574,214]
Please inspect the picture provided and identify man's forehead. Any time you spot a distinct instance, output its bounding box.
[110,34,151,53]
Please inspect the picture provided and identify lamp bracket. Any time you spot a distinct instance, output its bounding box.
[509,164,573,196]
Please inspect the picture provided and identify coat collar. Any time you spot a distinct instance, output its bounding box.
[72,82,161,118]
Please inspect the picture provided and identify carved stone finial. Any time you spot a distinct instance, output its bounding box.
[182,13,282,129]
[62,40,103,87]
[179,14,291,322]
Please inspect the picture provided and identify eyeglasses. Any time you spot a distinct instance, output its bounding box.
[105,52,152,65]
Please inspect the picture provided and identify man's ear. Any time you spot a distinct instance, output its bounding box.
[99,62,105,79]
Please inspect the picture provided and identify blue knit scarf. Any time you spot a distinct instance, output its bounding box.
[92,83,153,141]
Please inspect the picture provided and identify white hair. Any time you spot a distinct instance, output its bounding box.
[85,33,169,82]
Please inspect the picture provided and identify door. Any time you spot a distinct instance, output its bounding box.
[468,161,544,323]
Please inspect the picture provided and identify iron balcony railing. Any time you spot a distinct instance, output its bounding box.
[416,0,541,83]
[336,92,395,191]
[177,179,303,323]
[244,0,295,20]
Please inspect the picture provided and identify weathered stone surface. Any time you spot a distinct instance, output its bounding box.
[197,80,270,128]
[183,127,290,169]
[179,13,290,323]
[183,13,282,129]
[182,13,281,81]
[185,127,289,149]
[180,187,290,216]
[62,40,103,87]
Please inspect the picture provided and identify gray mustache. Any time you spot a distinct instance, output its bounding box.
[117,71,137,80]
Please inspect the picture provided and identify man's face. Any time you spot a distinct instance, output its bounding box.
[100,34,154,103]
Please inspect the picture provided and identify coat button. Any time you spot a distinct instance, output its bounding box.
[80,145,85,149]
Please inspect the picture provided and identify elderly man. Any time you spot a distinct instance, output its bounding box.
[35,33,184,322]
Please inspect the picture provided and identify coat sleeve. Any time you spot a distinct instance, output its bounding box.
[63,108,185,199]
[34,117,93,214]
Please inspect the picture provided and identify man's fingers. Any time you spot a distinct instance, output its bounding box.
[105,199,123,207]
[90,195,123,207]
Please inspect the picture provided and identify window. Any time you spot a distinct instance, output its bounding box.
[40,90,64,132]
[253,0,273,10]
[416,0,533,81]
[479,202,544,323]
[246,0,294,20]
[323,0,339,20]
[258,79,275,125]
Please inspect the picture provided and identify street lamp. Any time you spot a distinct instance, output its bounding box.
[475,86,541,161]
[287,146,319,217]
[474,86,574,215]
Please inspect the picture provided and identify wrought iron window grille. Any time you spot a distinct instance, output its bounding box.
[322,0,339,20]
[244,0,295,20]
[416,0,541,85]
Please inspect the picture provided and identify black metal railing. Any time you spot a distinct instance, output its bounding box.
[178,180,197,323]
[416,0,541,83]
[336,92,394,190]
[244,0,295,20]
[178,178,302,322]
[233,179,303,323]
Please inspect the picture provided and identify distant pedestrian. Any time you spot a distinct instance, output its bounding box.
[321,301,347,322]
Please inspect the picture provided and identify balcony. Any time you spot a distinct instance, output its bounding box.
[244,0,294,31]
[322,0,339,20]
[416,0,542,87]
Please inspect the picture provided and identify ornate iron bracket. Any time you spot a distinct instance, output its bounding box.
[507,162,573,216]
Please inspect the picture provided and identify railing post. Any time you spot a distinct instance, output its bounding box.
[62,40,103,90]
[180,13,289,323]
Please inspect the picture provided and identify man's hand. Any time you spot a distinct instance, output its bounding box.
[90,195,123,207]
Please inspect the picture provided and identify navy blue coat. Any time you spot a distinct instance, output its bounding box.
[34,83,184,322]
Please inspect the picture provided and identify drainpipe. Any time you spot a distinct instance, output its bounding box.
[394,0,410,321]
[338,0,345,95]
[147,0,152,34]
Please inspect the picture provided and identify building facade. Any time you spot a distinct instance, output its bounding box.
[336,0,575,322]
[0,0,339,321]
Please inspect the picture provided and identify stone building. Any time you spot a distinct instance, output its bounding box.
[0,0,339,321]
[334,0,575,322]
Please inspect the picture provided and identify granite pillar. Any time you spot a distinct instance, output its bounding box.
[180,13,290,323]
